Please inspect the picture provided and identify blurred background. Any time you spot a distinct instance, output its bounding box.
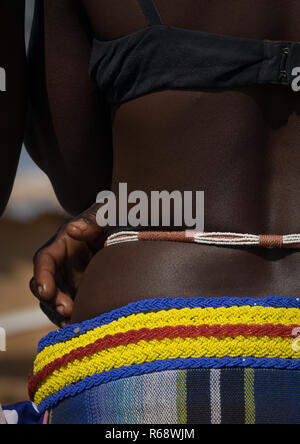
[0,0,67,405]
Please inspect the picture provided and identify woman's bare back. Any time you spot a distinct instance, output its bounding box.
[26,0,300,321]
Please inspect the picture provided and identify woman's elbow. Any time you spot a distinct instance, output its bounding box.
[52,175,111,216]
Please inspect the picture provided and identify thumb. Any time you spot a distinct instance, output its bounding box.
[66,203,105,250]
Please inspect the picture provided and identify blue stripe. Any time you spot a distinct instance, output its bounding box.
[186,369,211,424]
[123,375,145,424]
[37,357,300,413]
[221,368,245,424]
[38,297,300,352]
[254,369,300,424]
[50,390,89,424]
[95,377,126,424]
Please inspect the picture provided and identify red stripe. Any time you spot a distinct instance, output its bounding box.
[28,323,298,400]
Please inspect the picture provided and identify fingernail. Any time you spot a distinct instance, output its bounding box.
[38,286,44,297]
[56,306,65,317]
[74,220,89,232]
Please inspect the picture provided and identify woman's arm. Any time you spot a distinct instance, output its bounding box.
[30,203,103,326]
[0,0,26,216]
[25,0,112,215]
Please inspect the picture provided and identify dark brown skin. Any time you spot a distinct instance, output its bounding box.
[25,0,112,215]
[29,0,300,325]
[0,0,26,216]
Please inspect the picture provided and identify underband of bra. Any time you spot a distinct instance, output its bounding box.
[105,231,300,249]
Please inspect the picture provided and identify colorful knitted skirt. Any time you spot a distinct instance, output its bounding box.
[29,297,300,424]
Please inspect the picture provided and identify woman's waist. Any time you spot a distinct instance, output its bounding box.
[71,238,300,323]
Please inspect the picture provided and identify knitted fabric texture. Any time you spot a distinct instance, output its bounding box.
[49,368,300,424]
[29,297,300,413]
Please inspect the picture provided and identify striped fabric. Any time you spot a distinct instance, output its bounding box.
[48,368,300,424]
[29,297,300,415]
[0,402,45,425]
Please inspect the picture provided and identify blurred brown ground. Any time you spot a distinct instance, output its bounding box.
[0,214,66,405]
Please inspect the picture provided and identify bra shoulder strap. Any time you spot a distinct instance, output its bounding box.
[137,0,163,26]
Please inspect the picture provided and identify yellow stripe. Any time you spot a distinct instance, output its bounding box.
[34,335,299,406]
[34,306,300,373]
[177,370,187,424]
[245,368,256,424]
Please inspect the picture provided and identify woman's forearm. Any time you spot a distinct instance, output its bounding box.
[0,0,27,215]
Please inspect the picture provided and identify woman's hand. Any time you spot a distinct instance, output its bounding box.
[30,204,104,327]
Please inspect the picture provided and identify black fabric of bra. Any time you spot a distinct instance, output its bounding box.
[90,24,300,106]
[138,0,163,26]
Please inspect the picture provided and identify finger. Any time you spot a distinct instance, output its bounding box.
[66,204,105,251]
[40,302,65,328]
[33,252,57,300]
[33,241,66,300]
[66,203,100,239]
[30,277,71,309]
[30,277,52,305]
[39,289,74,328]
[32,233,61,262]
[67,220,105,252]
[30,277,40,300]
[54,291,74,319]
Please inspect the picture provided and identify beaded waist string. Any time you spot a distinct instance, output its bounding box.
[105,231,300,249]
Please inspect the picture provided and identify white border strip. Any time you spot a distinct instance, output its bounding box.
[0,404,7,425]
[0,307,52,336]
[210,369,222,425]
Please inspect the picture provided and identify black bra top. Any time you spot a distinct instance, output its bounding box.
[89,0,300,105]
